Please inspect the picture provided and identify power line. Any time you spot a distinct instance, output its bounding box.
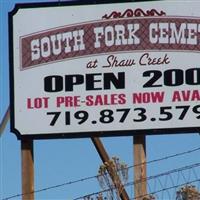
[2,147,200,200]
[132,179,200,200]
[2,175,97,200]
[75,179,200,200]
[73,162,200,200]
[127,146,200,170]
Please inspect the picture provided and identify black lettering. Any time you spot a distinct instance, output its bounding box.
[65,75,84,91]
[44,75,63,92]
[86,73,102,90]
[104,72,125,89]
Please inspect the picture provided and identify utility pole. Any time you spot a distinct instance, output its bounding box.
[134,135,147,200]
[91,137,129,200]
[0,106,10,135]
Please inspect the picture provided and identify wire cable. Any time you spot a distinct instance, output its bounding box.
[73,162,200,200]
[2,147,200,200]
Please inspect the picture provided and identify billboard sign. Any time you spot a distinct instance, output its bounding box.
[9,1,200,139]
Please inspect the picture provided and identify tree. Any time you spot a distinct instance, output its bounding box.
[176,185,200,200]
[97,157,128,200]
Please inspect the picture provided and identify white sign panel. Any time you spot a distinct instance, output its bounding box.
[9,1,200,139]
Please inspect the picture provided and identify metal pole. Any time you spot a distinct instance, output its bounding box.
[134,135,147,200]
[91,137,129,200]
[21,140,34,200]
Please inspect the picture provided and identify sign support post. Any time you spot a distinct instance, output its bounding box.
[21,140,34,200]
[91,137,129,200]
[134,135,147,200]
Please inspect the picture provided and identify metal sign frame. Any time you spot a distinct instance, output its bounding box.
[9,0,200,139]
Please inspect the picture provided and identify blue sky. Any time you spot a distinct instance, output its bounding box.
[1,0,200,199]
